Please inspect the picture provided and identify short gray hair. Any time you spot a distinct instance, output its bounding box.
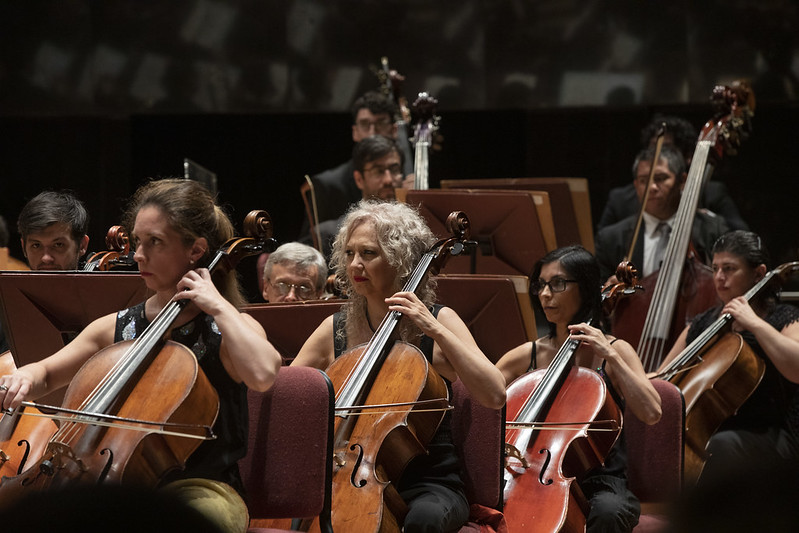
[263,242,328,292]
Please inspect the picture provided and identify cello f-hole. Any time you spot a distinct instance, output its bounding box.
[98,448,114,484]
[349,443,367,488]
[538,448,554,486]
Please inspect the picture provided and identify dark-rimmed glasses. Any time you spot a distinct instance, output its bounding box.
[532,277,578,294]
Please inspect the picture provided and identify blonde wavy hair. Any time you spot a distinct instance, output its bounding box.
[330,200,438,346]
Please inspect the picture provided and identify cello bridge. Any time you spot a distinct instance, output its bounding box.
[503,443,530,468]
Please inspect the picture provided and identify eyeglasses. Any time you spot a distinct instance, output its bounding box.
[270,281,316,300]
[532,277,578,294]
[363,163,403,179]
[356,117,393,133]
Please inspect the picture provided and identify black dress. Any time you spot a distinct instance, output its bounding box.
[114,302,248,495]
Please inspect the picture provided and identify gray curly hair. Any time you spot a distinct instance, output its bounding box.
[330,200,438,345]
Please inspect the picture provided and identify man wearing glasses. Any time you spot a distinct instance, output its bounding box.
[299,91,408,247]
[262,242,328,303]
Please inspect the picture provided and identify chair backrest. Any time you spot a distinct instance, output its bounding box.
[239,366,334,530]
[624,379,685,505]
[450,379,506,510]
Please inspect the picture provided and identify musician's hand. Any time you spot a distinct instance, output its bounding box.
[724,296,762,332]
[174,268,228,316]
[0,369,34,412]
[402,174,415,190]
[568,322,618,361]
[386,291,437,334]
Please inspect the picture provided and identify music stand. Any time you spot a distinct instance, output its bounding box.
[440,177,594,252]
[434,274,535,362]
[406,189,554,277]
[184,158,218,195]
[244,300,345,365]
[0,271,150,405]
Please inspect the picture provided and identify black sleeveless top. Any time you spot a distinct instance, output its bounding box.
[114,302,248,494]
[687,303,799,433]
[528,339,630,479]
[332,306,466,497]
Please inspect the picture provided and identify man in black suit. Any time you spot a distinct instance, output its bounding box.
[595,144,729,282]
[300,91,400,235]
[597,115,748,233]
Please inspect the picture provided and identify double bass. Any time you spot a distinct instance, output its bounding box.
[0,210,276,506]
[654,261,799,483]
[410,92,440,191]
[503,268,639,531]
[611,81,755,372]
[307,212,471,533]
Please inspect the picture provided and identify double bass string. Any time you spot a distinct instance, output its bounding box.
[637,139,714,371]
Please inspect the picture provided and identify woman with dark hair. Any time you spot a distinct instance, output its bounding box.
[292,199,506,533]
[657,230,799,481]
[0,179,283,532]
[496,245,661,532]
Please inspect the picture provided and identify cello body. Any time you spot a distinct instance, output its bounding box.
[504,366,621,532]
[311,341,447,533]
[0,339,218,508]
[0,352,58,481]
[668,332,764,484]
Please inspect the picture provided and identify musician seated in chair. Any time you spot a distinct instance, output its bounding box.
[17,190,90,271]
[656,230,799,484]
[261,242,328,303]
[292,200,506,533]
[496,245,662,533]
[597,114,749,233]
[0,179,283,533]
[303,134,406,258]
[594,144,729,284]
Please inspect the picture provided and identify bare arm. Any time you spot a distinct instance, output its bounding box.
[0,312,117,410]
[726,297,799,383]
[176,269,282,392]
[654,326,690,376]
[496,341,535,387]
[386,292,506,409]
[291,315,336,371]
[569,323,662,425]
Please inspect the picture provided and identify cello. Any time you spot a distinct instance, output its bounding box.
[654,261,799,484]
[0,210,276,505]
[83,225,136,272]
[306,211,471,533]
[0,352,58,480]
[611,81,755,372]
[503,268,639,531]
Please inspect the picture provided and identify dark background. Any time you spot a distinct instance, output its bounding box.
[1,1,797,300]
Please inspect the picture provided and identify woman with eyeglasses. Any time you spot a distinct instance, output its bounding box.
[656,230,799,485]
[496,245,661,532]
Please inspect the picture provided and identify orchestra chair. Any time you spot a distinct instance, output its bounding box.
[625,379,685,532]
[440,177,594,253]
[239,366,335,533]
[451,379,507,531]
